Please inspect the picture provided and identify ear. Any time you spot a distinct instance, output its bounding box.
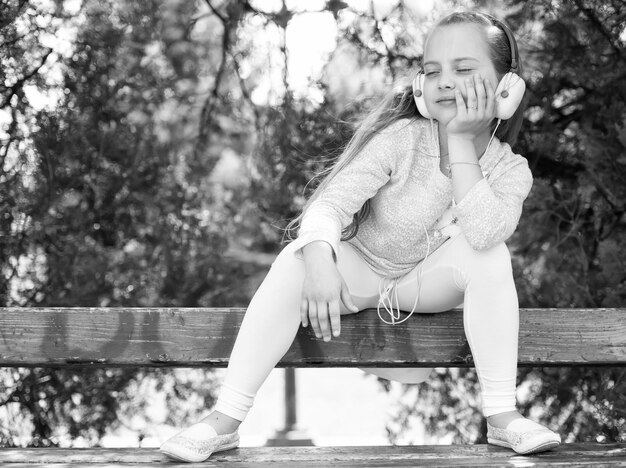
[494,73,526,120]
[412,73,432,119]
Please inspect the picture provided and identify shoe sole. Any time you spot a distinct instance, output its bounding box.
[488,437,560,455]
[160,440,240,462]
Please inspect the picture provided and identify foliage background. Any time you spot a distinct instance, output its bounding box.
[1,0,624,447]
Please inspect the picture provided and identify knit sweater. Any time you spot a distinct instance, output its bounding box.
[289,117,533,278]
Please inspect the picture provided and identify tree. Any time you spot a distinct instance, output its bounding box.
[2,0,624,447]
[1,0,248,446]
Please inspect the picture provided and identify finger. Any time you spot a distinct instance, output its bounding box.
[340,284,359,313]
[465,77,477,113]
[317,300,331,341]
[300,297,309,327]
[484,78,496,118]
[329,299,341,338]
[474,74,486,116]
[454,89,466,117]
[309,301,322,339]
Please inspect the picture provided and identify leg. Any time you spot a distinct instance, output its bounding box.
[212,241,379,427]
[392,233,560,453]
[212,242,306,424]
[391,233,519,418]
[160,241,379,461]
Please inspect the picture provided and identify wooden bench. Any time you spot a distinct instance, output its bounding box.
[1,307,625,467]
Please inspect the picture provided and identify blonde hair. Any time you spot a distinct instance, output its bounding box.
[282,82,419,243]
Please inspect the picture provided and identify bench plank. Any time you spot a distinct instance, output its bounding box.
[0,308,624,367]
[1,444,625,466]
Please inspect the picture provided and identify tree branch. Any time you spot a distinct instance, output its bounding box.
[229,50,261,132]
[0,0,30,29]
[203,0,225,23]
[193,1,243,163]
[584,166,623,211]
[0,48,54,109]
[572,0,626,61]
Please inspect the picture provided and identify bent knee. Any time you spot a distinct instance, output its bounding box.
[451,235,513,282]
[272,241,304,267]
[264,242,307,287]
[472,242,513,282]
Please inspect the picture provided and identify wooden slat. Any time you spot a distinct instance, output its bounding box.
[0,308,624,367]
[0,444,625,466]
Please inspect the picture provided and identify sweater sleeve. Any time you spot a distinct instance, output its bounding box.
[289,120,407,260]
[451,155,533,250]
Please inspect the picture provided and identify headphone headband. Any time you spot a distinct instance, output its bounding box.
[482,13,519,72]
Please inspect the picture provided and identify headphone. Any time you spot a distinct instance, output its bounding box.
[412,14,526,120]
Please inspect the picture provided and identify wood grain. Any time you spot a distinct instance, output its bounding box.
[1,308,624,367]
[0,444,625,466]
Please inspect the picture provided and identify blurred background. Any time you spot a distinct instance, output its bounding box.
[1,0,624,448]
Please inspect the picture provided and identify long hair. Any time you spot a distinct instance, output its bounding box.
[283,11,526,243]
[283,85,418,242]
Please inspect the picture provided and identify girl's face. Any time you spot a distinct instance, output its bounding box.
[422,23,500,125]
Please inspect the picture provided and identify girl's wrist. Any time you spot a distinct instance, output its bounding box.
[447,133,476,144]
[447,135,479,163]
[302,241,335,266]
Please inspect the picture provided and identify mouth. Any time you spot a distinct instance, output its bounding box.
[436,96,456,104]
[436,98,457,107]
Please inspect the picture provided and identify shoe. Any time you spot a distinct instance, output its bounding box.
[487,418,561,454]
[160,422,239,463]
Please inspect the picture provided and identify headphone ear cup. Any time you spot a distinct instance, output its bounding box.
[412,73,432,119]
[494,72,526,120]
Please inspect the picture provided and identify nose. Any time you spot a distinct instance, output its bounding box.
[437,70,456,90]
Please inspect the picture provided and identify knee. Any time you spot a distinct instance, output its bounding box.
[454,235,513,283]
[271,241,303,268]
[473,242,513,283]
[259,242,305,290]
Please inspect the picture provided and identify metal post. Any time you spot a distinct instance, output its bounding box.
[264,368,314,446]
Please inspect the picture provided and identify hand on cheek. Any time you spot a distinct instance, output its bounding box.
[446,74,496,139]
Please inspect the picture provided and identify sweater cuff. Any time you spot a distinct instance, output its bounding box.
[290,232,339,262]
[452,177,492,216]
[451,178,508,250]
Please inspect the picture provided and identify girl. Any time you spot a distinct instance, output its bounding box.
[160,11,561,462]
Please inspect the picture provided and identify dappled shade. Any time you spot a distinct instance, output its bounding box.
[0,0,624,448]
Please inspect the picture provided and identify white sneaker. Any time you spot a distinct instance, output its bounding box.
[487,418,561,454]
[160,423,239,463]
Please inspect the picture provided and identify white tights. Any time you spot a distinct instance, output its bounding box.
[214,233,519,421]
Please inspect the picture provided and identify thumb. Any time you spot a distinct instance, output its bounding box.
[340,281,358,312]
